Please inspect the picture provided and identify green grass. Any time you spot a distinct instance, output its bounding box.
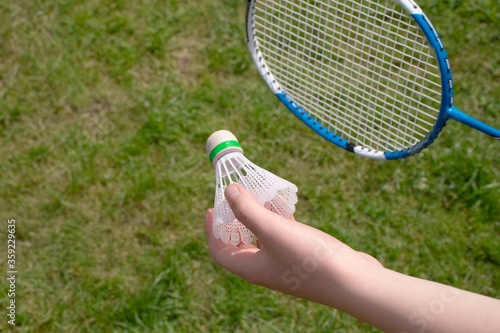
[0,0,499,332]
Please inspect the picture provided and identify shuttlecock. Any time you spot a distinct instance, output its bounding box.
[206,130,298,246]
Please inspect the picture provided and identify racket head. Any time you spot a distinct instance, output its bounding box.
[246,0,453,160]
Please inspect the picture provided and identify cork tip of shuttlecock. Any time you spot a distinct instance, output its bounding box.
[206,130,243,167]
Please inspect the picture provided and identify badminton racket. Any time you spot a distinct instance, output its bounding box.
[246,0,500,159]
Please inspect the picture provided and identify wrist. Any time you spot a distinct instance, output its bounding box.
[324,246,388,310]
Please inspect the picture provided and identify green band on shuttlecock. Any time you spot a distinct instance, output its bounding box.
[209,140,241,164]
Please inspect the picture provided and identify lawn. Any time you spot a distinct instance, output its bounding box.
[0,0,499,332]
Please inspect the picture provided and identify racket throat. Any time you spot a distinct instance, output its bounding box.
[447,106,500,139]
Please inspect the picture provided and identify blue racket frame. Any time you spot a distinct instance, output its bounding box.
[247,0,500,160]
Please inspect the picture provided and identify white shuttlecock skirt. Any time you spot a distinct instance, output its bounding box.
[213,152,298,246]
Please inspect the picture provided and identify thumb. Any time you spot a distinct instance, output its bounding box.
[225,184,288,241]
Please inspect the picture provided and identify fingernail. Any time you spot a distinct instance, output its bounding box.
[225,185,240,202]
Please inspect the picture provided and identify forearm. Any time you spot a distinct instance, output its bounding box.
[206,187,500,333]
[236,229,500,333]
[334,262,500,333]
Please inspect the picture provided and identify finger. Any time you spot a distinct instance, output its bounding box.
[205,208,225,251]
[225,184,291,242]
[205,208,263,278]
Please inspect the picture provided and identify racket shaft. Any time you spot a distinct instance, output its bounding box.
[448,106,500,139]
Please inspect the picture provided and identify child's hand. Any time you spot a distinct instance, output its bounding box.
[205,184,382,306]
[205,184,500,333]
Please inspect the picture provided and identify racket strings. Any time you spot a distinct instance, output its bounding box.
[252,0,442,151]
